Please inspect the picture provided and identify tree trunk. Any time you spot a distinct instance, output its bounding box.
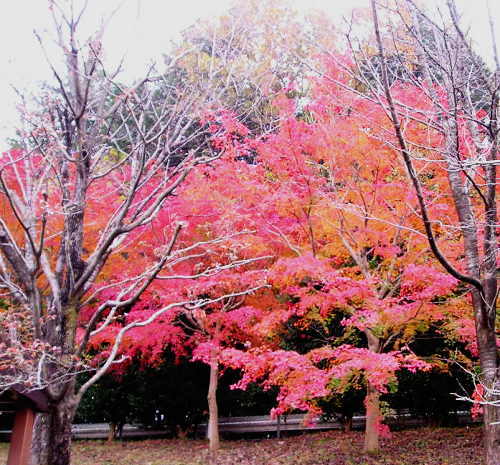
[207,349,220,456]
[31,395,76,465]
[107,423,117,442]
[483,400,500,465]
[364,381,380,453]
[476,298,500,465]
[364,330,381,453]
[341,415,353,433]
[30,414,49,465]
[48,403,74,465]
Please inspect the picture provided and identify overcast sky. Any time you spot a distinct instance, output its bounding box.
[0,0,498,148]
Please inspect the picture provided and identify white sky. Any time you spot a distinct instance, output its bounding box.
[0,0,498,148]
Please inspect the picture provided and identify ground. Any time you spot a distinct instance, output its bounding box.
[0,427,484,464]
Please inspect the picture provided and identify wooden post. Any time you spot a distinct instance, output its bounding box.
[7,407,35,465]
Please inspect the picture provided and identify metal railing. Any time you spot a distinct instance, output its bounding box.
[0,411,480,441]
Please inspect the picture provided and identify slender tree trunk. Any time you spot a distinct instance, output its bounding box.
[107,423,117,442]
[341,415,353,433]
[364,381,380,453]
[207,348,220,459]
[365,330,381,453]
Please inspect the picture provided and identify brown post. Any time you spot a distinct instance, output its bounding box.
[7,407,36,465]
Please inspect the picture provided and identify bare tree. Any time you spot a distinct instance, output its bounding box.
[0,2,267,465]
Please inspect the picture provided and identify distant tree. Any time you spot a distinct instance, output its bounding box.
[75,372,134,441]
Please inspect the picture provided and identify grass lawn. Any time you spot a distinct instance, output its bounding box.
[0,426,484,464]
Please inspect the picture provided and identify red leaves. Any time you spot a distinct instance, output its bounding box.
[76,41,474,439]
[471,384,485,419]
[219,342,432,419]
[168,61,475,434]
[401,265,457,300]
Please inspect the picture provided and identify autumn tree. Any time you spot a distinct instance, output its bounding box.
[176,280,268,458]
[88,118,271,457]
[328,1,498,462]
[173,81,470,453]
[170,0,337,138]
[0,2,266,465]
[88,240,268,457]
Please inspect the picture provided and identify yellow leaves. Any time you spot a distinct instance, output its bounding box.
[196,52,216,75]
[105,148,126,163]
[301,305,328,327]
[400,319,430,343]
[177,50,220,82]
[317,242,350,261]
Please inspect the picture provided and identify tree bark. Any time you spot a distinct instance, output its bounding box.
[364,330,382,453]
[475,291,500,465]
[31,394,77,465]
[483,399,500,465]
[30,414,49,465]
[48,403,74,465]
[341,415,353,433]
[107,423,117,442]
[207,349,220,456]
[364,381,380,453]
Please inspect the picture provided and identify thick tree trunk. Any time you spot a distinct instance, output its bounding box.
[207,350,220,456]
[476,294,500,465]
[479,361,500,465]
[48,403,74,465]
[364,381,380,453]
[30,414,49,465]
[31,394,76,465]
[484,401,500,465]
